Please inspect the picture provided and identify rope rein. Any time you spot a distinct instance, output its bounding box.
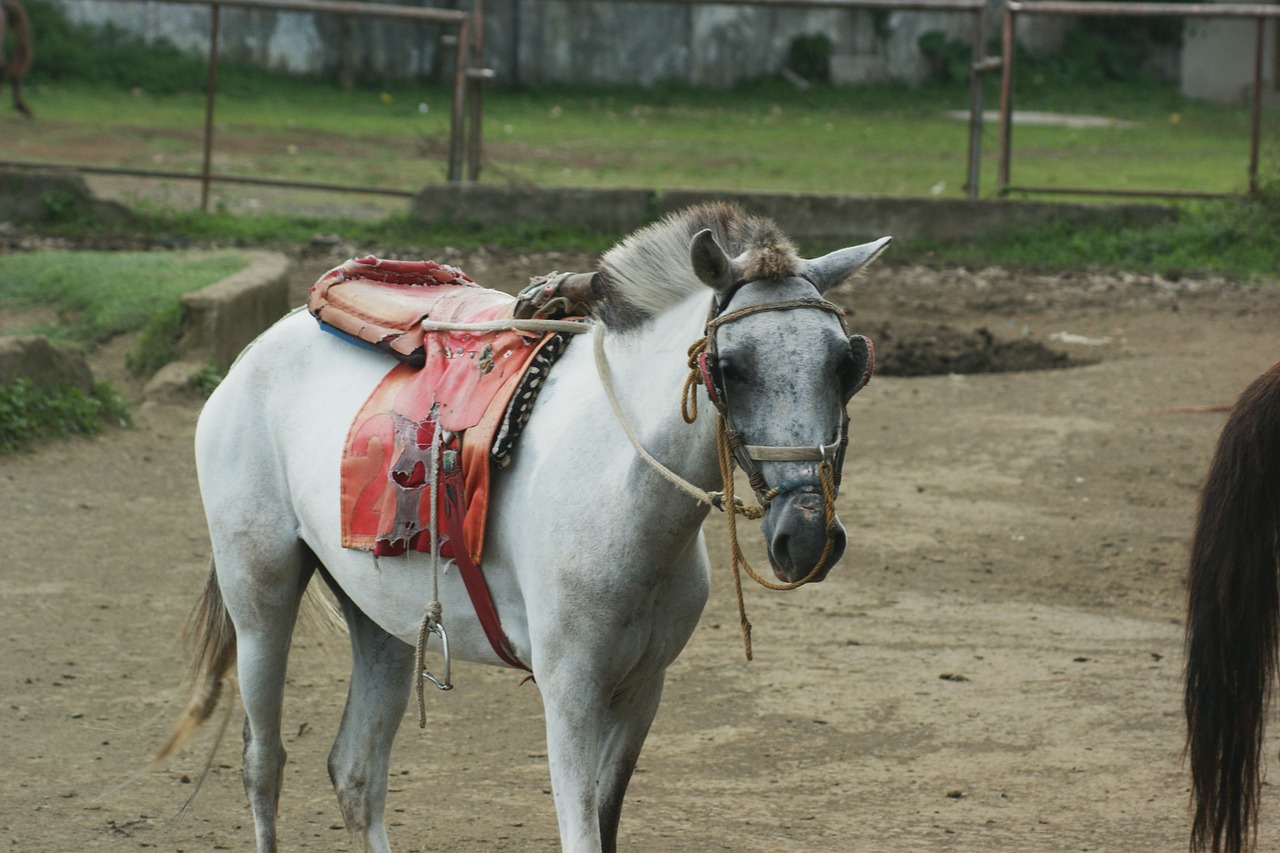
[409,292,845,692]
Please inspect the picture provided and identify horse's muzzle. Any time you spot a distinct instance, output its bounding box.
[761,489,847,584]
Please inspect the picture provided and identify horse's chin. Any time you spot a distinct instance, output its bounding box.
[762,492,847,584]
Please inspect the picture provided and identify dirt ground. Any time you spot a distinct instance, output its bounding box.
[3,237,1280,852]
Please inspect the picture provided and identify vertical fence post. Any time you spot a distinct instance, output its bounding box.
[997,0,1015,195]
[201,2,222,212]
[965,6,987,198]
[1249,15,1264,194]
[447,18,470,183]
[465,0,486,181]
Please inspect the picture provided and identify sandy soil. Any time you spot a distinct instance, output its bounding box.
[2,248,1279,852]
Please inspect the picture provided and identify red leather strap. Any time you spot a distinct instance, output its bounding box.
[441,471,530,672]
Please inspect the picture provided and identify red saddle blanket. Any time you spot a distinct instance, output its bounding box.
[309,256,560,567]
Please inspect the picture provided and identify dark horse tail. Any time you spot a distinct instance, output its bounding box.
[156,561,238,762]
[1186,359,1280,853]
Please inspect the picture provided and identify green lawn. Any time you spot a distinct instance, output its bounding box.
[0,249,251,345]
[8,77,1277,201]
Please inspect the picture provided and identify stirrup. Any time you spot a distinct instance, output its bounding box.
[421,622,454,691]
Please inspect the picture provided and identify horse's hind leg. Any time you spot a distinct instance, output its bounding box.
[12,79,32,118]
[327,586,415,853]
[215,541,314,853]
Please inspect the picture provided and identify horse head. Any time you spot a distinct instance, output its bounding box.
[689,228,890,584]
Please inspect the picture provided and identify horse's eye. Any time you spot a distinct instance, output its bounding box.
[718,358,743,385]
[837,351,859,391]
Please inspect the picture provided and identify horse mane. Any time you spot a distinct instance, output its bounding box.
[593,202,801,329]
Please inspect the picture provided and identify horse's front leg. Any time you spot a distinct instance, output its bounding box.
[597,674,666,853]
[538,651,623,853]
[538,649,670,852]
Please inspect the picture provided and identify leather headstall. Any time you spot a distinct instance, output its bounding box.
[699,291,867,505]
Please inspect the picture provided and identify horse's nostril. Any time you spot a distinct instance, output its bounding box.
[773,533,792,565]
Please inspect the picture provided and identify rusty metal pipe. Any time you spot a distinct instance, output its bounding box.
[997,1,1015,194]
[1004,184,1231,198]
[1249,16,1264,194]
[201,3,221,212]
[0,159,419,196]
[448,18,470,183]
[964,7,985,198]
[589,0,986,8]
[1008,1,1280,16]
[92,0,468,23]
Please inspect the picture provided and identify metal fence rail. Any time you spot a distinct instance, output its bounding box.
[996,0,1280,198]
[3,0,1003,208]
[0,0,487,211]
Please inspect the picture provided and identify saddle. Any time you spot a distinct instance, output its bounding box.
[310,257,585,671]
[309,255,575,564]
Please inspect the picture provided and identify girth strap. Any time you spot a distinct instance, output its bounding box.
[441,467,531,672]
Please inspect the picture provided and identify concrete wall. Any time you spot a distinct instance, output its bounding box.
[411,183,1176,245]
[56,0,1014,88]
[1181,18,1279,105]
[178,251,292,372]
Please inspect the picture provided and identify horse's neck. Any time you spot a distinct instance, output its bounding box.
[593,295,721,498]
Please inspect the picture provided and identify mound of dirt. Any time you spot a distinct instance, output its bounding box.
[868,321,1081,376]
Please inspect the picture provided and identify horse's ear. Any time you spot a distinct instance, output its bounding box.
[803,236,893,293]
[690,229,739,293]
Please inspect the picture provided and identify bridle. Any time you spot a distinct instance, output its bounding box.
[531,270,873,660]
[686,290,860,508]
[677,282,873,658]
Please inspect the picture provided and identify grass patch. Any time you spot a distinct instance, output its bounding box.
[10,73,1277,201]
[898,180,1280,280]
[93,206,620,256]
[0,378,130,454]
[0,250,252,373]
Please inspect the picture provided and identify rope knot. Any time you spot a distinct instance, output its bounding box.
[680,336,709,424]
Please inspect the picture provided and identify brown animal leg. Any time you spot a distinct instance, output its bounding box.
[12,79,31,118]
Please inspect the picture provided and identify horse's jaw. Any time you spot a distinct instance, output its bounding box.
[760,490,847,584]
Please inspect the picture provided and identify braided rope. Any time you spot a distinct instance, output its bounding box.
[416,411,446,724]
[680,337,709,425]
[714,417,836,660]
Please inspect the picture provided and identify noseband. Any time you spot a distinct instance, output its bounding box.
[684,291,855,508]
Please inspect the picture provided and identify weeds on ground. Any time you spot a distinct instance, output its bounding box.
[0,378,130,454]
[898,177,1280,281]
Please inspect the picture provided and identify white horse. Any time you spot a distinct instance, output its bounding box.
[160,202,890,853]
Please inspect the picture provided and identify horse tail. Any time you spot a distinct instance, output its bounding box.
[156,559,237,761]
[1186,359,1280,853]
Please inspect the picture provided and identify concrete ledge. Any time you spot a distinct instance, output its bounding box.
[413,183,656,235]
[412,183,1177,245]
[142,359,209,404]
[656,190,1177,243]
[178,250,292,373]
[0,335,92,392]
[0,166,133,225]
